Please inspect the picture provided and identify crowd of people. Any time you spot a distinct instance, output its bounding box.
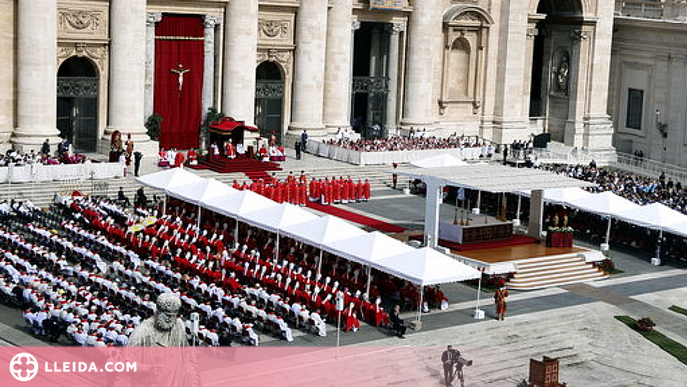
[542,162,687,214]
[230,172,371,206]
[0,187,448,347]
[325,134,495,154]
[0,139,85,167]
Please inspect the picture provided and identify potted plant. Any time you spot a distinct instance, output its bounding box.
[636,316,656,332]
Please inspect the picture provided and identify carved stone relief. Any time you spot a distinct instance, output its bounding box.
[259,20,289,39]
[58,3,109,41]
[57,43,108,72]
[256,49,292,76]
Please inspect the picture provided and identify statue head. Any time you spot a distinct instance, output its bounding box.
[154,293,181,332]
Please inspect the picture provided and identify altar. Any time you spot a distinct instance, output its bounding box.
[439,215,513,244]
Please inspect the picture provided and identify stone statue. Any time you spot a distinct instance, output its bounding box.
[127,293,200,387]
[128,293,187,347]
[556,53,570,95]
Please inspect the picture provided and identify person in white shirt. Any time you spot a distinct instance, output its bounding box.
[310,310,327,337]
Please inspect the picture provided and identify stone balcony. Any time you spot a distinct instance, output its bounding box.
[616,0,687,22]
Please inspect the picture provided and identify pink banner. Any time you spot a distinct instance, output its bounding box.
[0,346,479,386]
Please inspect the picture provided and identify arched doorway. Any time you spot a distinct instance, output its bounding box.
[528,0,583,142]
[57,57,99,152]
[254,61,284,143]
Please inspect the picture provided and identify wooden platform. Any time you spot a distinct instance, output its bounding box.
[457,244,588,264]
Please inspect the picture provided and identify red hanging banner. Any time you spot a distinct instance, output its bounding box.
[154,15,204,150]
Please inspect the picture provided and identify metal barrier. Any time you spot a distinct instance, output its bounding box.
[612,152,687,182]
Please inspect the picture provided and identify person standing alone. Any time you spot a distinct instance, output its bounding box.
[494,286,508,321]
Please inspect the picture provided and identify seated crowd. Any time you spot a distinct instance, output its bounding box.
[325,134,495,154]
[0,139,85,167]
[0,191,448,347]
[542,162,687,215]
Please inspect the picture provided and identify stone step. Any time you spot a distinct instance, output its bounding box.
[507,272,608,290]
[514,264,599,279]
[516,256,584,270]
[514,253,584,266]
[509,267,605,283]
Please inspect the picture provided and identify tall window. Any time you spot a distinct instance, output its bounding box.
[626,88,644,130]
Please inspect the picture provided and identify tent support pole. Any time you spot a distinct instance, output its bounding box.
[476,190,481,210]
[605,217,612,245]
[365,266,372,300]
[416,285,424,324]
[275,232,280,261]
[162,195,167,216]
[317,249,323,279]
[657,228,663,261]
[516,195,522,221]
[197,205,202,229]
[234,219,239,244]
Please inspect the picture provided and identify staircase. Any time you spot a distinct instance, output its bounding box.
[506,253,608,290]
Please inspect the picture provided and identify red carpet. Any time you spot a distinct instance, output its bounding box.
[190,157,282,177]
[409,234,538,252]
[306,202,407,233]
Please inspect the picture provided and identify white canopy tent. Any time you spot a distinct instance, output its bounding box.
[240,203,320,262]
[135,168,205,214]
[374,247,482,323]
[135,168,204,191]
[326,231,415,298]
[203,190,279,242]
[518,187,594,206]
[615,202,687,230]
[410,154,467,168]
[666,221,687,237]
[167,178,237,205]
[166,179,238,227]
[566,191,642,246]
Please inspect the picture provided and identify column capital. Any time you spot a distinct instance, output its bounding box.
[387,22,406,35]
[526,27,538,40]
[351,20,361,31]
[204,14,222,28]
[146,12,162,27]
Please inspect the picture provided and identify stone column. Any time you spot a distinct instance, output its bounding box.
[522,23,539,119]
[401,0,440,129]
[528,189,545,239]
[144,12,162,121]
[0,0,15,145]
[323,0,353,134]
[202,15,220,119]
[222,1,258,126]
[108,0,150,144]
[12,0,61,150]
[564,29,591,148]
[583,0,616,151]
[385,23,403,136]
[289,0,328,135]
[348,21,361,125]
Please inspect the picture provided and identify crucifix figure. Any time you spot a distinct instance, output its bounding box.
[171,63,190,94]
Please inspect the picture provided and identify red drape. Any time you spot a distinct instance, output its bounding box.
[154,15,204,150]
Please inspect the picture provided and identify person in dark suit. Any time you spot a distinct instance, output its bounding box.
[295,141,301,160]
[389,304,406,338]
[441,345,460,386]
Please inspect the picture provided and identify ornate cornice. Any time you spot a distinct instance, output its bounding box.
[57,43,108,71]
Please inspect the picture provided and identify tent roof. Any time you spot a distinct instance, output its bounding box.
[410,154,467,168]
[566,191,640,217]
[240,203,319,233]
[374,247,481,286]
[325,231,414,265]
[135,168,204,191]
[166,178,237,205]
[519,187,593,206]
[393,164,594,193]
[615,202,687,230]
[280,216,367,248]
[203,190,278,219]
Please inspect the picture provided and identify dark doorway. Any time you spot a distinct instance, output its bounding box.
[351,22,389,139]
[57,57,99,152]
[529,32,545,117]
[254,61,284,143]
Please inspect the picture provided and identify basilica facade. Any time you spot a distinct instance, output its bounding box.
[0,0,615,156]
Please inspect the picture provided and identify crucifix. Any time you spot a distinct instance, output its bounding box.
[170,63,191,94]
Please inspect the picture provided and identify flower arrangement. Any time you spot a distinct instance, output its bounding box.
[636,316,656,332]
[547,226,574,233]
